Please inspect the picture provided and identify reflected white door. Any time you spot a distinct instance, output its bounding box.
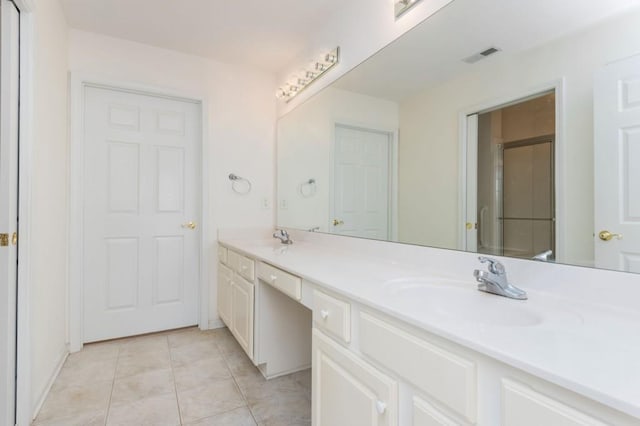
[332,125,390,240]
[0,1,19,422]
[594,55,640,272]
[465,114,479,252]
[83,87,201,342]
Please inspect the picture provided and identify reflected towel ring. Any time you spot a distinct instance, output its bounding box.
[229,173,252,195]
[299,178,317,198]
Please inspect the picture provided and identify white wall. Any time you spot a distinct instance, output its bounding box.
[277,87,398,232]
[399,9,640,266]
[67,30,277,326]
[30,0,69,414]
[277,0,454,116]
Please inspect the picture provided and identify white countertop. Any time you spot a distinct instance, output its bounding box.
[218,234,640,419]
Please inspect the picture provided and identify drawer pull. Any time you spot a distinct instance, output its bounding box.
[320,309,329,320]
[270,274,278,281]
[375,400,387,415]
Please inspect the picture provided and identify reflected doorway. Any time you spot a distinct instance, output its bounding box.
[467,92,556,260]
[331,125,392,240]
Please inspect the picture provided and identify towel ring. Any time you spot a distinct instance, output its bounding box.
[299,178,317,198]
[229,173,252,195]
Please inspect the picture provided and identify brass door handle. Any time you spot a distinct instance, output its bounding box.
[332,219,344,226]
[182,221,197,230]
[599,230,622,241]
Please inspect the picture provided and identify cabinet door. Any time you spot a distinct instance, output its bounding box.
[313,329,398,426]
[217,263,233,326]
[231,275,254,359]
[502,379,606,426]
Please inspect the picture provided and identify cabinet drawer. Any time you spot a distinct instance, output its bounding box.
[502,379,606,426]
[217,245,228,264]
[359,312,477,423]
[313,290,351,343]
[227,249,255,281]
[258,262,301,301]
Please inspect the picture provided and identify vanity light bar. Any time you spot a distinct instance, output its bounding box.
[276,47,340,102]
[395,0,422,18]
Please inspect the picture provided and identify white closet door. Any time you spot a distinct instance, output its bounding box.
[0,1,20,422]
[594,54,640,272]
[83,86,201,342]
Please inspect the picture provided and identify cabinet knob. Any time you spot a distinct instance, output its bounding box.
[375,400,387,415]
[270,274,277,281]
[320,309,329,320]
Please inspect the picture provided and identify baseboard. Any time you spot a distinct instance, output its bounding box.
[31,348,68,421]
[259,363,312,380]
[208,318,225,329]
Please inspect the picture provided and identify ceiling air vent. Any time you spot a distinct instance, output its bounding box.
[462,47,502,64]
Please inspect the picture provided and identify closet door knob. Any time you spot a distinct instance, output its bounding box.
[375,400,387,415]
[598,230,622,241]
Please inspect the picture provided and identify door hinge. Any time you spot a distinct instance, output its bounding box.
[11,232,17,245]
[0,233,8,247]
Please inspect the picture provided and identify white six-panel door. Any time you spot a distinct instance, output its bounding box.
[0,1,20,422]
[594,55,640,272]
[332,125,390,240]
[83,86,201,342]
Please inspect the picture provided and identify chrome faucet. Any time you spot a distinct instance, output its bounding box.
[473,256,527,300]
[273,229,293,245]
[532,250,554,262]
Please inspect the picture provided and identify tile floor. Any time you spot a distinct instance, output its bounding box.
[33,327,311,426]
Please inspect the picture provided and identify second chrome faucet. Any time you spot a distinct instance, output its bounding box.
[473,256,527,300]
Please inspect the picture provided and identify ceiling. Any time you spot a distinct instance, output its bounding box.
[333,0,640,101]
[60,0,346,73]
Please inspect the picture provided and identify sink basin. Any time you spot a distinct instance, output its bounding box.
[384,277,544,327]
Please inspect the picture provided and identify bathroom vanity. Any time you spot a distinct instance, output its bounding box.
[217,231,640,426]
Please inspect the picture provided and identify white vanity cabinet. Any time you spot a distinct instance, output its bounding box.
[217,245,255,359]
[312,328,398,426]
[501,379,607,426]
[216,240,640,426]
[216,263,232,326]
[359,311,477,424]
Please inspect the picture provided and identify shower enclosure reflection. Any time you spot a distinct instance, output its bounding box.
[471,93,556,260]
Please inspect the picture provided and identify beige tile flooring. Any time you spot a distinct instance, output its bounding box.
[33,327,311,426]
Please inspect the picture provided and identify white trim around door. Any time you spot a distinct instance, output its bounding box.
[69,74,210,352]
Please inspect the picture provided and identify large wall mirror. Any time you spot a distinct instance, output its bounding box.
[277,0,640,274]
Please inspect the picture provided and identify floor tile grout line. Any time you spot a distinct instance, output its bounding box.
[168,333,186,426]
[103,341,122,426]
[216,334,260,425]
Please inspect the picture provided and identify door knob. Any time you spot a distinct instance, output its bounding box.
[332,219,344,226]
[182,221,197,230]
[598,230,622,241]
